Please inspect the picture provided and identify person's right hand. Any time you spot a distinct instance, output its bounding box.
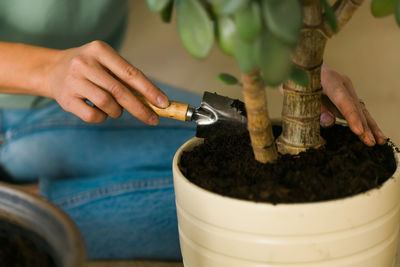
[43,40,169,124]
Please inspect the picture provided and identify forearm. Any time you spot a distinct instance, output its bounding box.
[0,41,63,98]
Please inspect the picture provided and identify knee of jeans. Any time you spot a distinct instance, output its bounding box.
[0,137,53,183]
[41,174,181,260]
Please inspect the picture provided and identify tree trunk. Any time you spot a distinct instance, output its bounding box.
[277,0,364,155]
[276,29,327,154]
[242,71,278,163]
[277,2,327,155]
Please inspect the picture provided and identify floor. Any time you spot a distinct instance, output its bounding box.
[86,261,182,267]
[86,2,400,266]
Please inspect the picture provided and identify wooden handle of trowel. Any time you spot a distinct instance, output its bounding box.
[136,95,189,121]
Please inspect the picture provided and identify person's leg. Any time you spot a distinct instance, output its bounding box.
[40,171,182,260]
[0,83,201,259]
[0,83,200,181]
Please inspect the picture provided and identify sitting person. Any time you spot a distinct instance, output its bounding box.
[0,0,385,260]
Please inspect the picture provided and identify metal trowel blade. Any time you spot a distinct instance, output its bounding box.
[194,92,248,138]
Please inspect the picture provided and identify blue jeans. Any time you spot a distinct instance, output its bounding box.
[0,83,201,260]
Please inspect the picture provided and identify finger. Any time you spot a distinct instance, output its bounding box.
[82,62,159,125]
[320,104,336,128]
[340,74,359,100]
[77,79,122,119]
[322,66,380,146]
[69,99,108,123]
[361,104,386,145]
[321,94,342,119]
[324,86,364,136]
[320,94,375,146]
[357,103,376,146]
[90,41,169,108]
[333,73,375,145]
[340,75,378,145]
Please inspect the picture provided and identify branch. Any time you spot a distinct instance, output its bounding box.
[332,0,344,10]
[322,0,365,38]
[241,71,278,163]
[303,1,323,27]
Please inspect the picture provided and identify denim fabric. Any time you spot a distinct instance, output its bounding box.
[0,83,201,259]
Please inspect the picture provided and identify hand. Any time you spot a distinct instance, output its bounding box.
[319,66,385,146]
[43,40,169,125]
[279,66,386,146]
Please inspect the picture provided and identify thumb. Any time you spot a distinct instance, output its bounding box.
[320,103,336,128]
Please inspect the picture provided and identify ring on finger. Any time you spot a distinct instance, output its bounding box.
[359,98,365,105]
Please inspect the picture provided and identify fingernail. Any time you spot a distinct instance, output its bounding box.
[377,130,386,144]
[378,137,386,145]
[157,95,169,108]
[320,112,334,128]
[354,121,364,135]
[148,114,159,125]
[367,132,376,145]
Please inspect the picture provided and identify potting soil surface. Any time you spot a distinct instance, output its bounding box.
[179,124,398,203]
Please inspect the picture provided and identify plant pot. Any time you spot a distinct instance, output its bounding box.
[0,182,86,267]
[173,137,400,267]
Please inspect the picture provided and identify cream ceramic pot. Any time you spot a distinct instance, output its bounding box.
[173,138,400,267]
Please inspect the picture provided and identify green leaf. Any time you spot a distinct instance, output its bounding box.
[218,73,239,85]
[395,0,400,26]
[257,30,291,86]
[289,66,310,87]
[262,0,302,45]
[234,2,262,41]
[216,16,236,55]
[177,0,214,59]
[320,0,337,32]
[160,0,174,23]
[210,0,249,15]
[371,0,396,17]
[233,36,259,73]
[146,0,171,13]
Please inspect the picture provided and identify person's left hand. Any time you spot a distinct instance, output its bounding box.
[280,66,386,146]
[319,66,386,146]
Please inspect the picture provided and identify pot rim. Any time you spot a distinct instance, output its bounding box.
[173,136,400,208]
[0,182,86,267]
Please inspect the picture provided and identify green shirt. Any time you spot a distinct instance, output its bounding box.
[0,0,128,109]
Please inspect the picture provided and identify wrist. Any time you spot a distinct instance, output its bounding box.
[36,48,66,99]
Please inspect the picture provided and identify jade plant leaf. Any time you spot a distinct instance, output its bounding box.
[218,73,239,85]
[395,0,400,26]
[289,65,310,87]
[210,0,249,15]
[216,16,236,55]
[320,0,337,32]
[146,0,171,13]
[257,30,291,86]
[177,0,214,59]
[262,0,302,45]
[371,0,396,17]
[233,36,259,73]
[234,1,262,41]
[160,0,174,23]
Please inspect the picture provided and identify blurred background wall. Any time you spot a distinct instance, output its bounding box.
[120,1,399,144]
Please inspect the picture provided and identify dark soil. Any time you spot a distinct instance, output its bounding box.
[179,124,398,204]
[0,220,57,267]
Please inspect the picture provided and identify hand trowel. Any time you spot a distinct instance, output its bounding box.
[138,92,247,138]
